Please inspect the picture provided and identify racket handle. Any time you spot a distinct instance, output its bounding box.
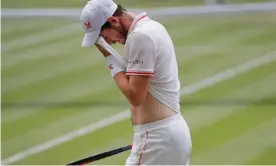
[67,144,132,165]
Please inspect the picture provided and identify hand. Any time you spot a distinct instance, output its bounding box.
[95,43,111,58]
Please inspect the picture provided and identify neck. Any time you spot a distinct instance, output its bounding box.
[120,11,135,32]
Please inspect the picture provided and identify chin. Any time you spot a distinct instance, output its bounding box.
[118,41,125,45]
[118,37,126,45]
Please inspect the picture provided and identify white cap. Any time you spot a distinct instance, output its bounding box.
[80,0,117,47]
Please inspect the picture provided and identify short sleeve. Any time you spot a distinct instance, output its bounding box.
[126,32,156,76]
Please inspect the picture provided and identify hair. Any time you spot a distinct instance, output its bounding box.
[101,4,127,30]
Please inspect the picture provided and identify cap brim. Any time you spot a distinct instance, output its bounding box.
[81,29,101,47]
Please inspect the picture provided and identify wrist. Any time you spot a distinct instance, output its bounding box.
[105,55,125,77]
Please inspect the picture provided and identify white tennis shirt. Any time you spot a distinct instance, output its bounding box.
[123,12,181,113]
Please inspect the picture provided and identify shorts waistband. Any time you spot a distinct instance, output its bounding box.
[134,114,184,133]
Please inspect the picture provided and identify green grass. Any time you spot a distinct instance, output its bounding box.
[2,0,274,8]
[248,147,276,165]
[1,0,202,8]
[1,11,276,165]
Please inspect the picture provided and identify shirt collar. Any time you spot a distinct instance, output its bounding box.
[127,12,148,36]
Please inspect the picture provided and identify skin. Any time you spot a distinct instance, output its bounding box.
[94,11,177,125]
[95,11,150,108]
[99,11,135,45]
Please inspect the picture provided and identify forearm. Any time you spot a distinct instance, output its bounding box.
[95,43,147,106]
[113,72,139,106]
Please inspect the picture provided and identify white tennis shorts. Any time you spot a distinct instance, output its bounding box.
[125,113,192,165]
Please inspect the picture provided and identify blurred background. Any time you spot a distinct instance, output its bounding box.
[1,0,276,165]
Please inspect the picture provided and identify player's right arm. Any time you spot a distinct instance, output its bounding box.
[95,32,156,107]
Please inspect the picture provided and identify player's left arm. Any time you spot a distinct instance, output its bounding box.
[113,32,156,107]
[113,72,151,107]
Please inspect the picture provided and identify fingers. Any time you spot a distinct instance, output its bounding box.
[103,36,113,45]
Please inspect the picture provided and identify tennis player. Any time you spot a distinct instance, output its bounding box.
[80,0,192,165]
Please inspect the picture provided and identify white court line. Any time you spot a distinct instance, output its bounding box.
[1,51,276,165]
[2,2,276,17]
[184,71,276,132]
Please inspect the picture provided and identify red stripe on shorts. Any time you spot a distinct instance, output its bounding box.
[138,130,149,166]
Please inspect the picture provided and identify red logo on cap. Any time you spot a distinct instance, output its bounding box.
[84,21,91,29]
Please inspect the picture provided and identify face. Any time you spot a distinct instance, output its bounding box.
[99,16,128,45]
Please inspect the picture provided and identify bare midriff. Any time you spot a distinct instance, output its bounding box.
[130,93,178,125]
